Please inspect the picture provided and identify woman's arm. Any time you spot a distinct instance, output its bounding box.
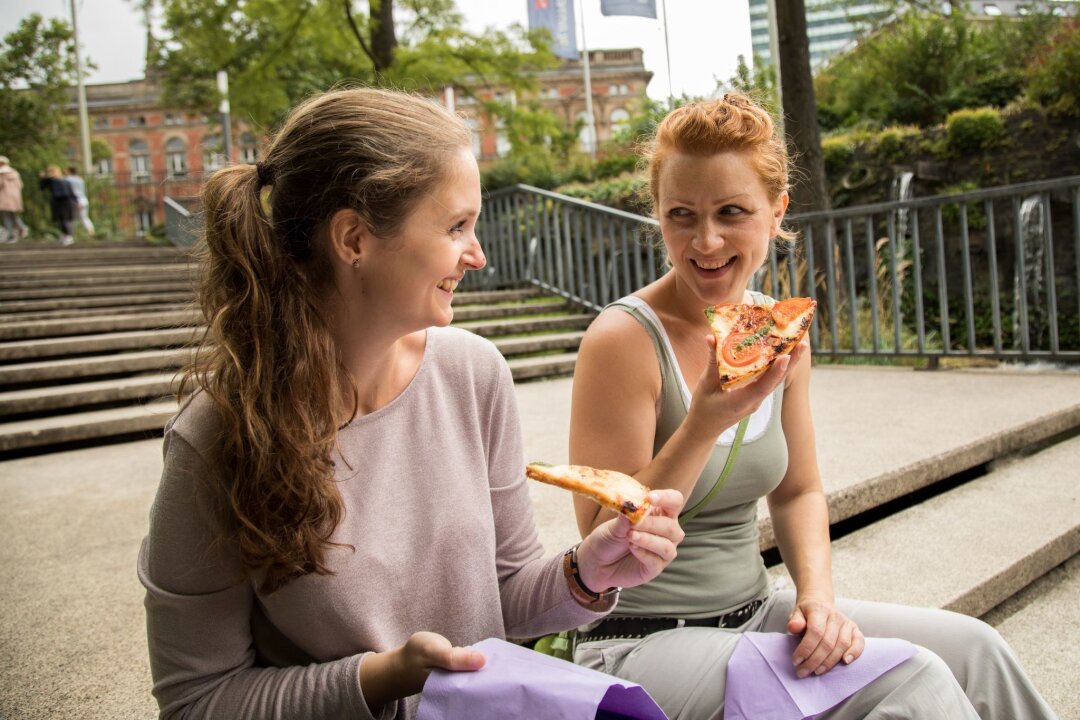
[570,308,798,536]
[766,346,865,678]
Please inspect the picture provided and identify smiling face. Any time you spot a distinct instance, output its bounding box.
[360,145,485,331]
[657,149,787,309]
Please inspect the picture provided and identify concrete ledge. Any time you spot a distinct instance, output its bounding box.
[768,433,1080,618]
[0,262,192,279]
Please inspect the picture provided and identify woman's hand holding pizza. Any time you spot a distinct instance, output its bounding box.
[685,335,808,443]
[787,595,866,678]
[574,489,686,593]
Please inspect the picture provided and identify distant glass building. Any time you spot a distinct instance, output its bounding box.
[748,0,1077,70]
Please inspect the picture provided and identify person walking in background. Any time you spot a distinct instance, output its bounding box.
[65,166,95,238]
[0,156,30,243]
[38,165,77,246]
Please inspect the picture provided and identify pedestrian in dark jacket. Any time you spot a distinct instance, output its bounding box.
[39,165,77,245]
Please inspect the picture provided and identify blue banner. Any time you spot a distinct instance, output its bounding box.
[527,0,579,60]
[600,0,657,18]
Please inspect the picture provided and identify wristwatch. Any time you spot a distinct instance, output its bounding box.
[563,544,620,608]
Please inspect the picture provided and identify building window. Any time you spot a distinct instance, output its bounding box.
[134,209,154,236]
[495,118,511,158]
[239,132,258,163]
[465,118,482,158]
[165,137,187,177]
[577,111,596,153]
[202,135,223,172]
[95,158,112,177]
[982,3,1002,14]
[129,139,150,183]
[610,108,631,133]
[92,116,109,130]
[128,115,147,127]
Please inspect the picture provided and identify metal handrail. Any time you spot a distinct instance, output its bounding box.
[479,177,1080,362]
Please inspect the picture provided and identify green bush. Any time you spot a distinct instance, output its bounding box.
[821,135,857,176]
[1025,18,1080,116]
[555,172,647,213]
[945,108,1006,155]
[873,126,920,164]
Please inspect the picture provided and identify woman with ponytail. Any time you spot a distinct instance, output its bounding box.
[138,87,685,720]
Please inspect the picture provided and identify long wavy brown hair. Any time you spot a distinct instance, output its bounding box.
[180,87,470,593]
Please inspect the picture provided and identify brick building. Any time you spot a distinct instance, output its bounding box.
[67,46,651,235]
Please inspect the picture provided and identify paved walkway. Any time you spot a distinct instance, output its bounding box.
[1,365,1078,719]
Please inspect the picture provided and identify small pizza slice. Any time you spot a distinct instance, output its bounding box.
[706,297,817,390]
[525,463,651,524]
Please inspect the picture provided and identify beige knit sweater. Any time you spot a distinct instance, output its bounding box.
[138,327,610,720]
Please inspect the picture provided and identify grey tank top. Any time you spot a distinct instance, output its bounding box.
[606,294,788,618]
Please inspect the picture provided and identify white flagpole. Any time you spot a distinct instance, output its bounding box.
[660,0,674,109]
[578,0,597,160]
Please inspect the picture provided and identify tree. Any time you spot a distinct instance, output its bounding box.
[0,14,83,230]
[156,0,560,132]
[775,0,830,213]
[815,9,1059,130]
[721,54,780,118]
[0,15,80,170]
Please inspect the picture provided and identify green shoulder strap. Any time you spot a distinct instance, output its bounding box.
[679,415,750,525]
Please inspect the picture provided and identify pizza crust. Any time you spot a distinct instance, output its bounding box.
[526,463,651,524]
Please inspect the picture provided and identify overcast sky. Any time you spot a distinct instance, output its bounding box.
[4,0,754,101]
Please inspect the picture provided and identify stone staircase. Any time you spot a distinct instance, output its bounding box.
[0,245,589,455]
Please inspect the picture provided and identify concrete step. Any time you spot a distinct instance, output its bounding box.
[984,553,1079,719]
[0,292,194,314]
[0,328,201,362]
[0,349,188,386]
[0,400,177,452]
[0,374,178,417]
[456,313,594,337]
[507,352,578,380]
[0,267,194,288]
[0,310,199,340]
[0,303,190,324]
[450,297,570,321]
[0,280,194,300]
[0,247,187,267]
[769,433,1080,618]
[494,332,584,357]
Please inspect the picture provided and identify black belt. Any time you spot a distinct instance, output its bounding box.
[578,598,766,642]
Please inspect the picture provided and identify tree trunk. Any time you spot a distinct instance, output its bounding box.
[774,0,830,213]
[369,0,397,74]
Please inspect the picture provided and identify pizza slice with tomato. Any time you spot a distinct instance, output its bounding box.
[706,297,817,390]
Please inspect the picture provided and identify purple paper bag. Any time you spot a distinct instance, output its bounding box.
[725,632,918,720]
[417,637,669,720]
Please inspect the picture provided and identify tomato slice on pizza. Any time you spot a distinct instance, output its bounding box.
[706,297,816,390]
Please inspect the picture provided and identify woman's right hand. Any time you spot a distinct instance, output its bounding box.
[684,335,806,443]
[360,631,485,712]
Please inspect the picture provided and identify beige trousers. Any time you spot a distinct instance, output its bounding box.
[574,590,1057,720]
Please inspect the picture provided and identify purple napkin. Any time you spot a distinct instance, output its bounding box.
[416,637,669,720]
[725,632,917,720]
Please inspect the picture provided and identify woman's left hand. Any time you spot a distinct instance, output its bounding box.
[574,489,685,593]
[788,596,865,678]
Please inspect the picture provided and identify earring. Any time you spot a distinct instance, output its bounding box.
[352,259,359,268]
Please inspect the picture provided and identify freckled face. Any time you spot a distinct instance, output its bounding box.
[657,150,786,307]
[363,146,486,330]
